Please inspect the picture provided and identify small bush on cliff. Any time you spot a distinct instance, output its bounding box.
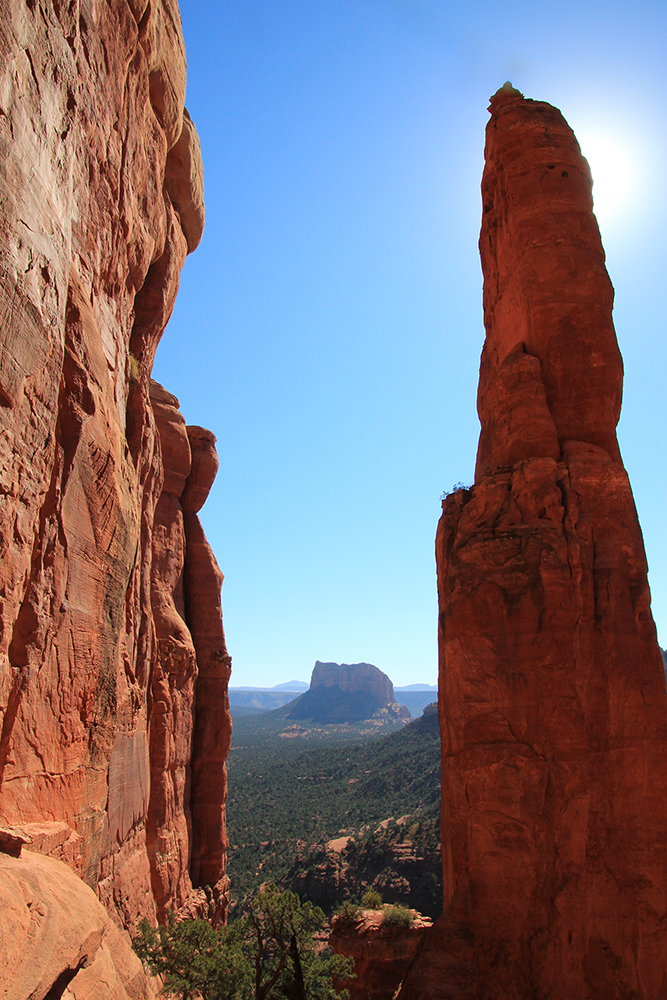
[334,899,361,924]
[361,888,382,910]
[134,883,354,1000]
[381,905,414,929]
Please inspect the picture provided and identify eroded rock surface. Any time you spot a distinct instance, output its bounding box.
[330,908,432,1000]
[0,849,159,1000]
[425,85,667,998]
[0,0,230,972]
[183,425,232,916]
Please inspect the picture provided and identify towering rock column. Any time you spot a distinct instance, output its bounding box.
[432,86,667,998]
[183,425,232,920]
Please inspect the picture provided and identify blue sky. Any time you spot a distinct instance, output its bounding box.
[154,0,667,687]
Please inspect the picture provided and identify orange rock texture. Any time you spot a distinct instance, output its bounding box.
[330,908,432,1000]
[0,847,159,1000]
[0,0,230,965]
[428,85,667,998]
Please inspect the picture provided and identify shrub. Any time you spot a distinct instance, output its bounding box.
[440,482,471,502]
[361,888,382,910]
[382,905,414,929]
[335,899,362,924]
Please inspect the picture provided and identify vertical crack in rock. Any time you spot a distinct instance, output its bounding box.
[400,84,667,1000]
[43,960,86,1000]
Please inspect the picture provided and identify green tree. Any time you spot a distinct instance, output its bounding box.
[134,883,354,1000]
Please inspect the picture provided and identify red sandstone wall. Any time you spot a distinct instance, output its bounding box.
[0,0,230,934]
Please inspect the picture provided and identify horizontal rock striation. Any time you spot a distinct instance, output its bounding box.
[0,0,231,988]
[425,86,667,999]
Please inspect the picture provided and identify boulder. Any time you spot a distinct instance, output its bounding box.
[0,850,158,1000]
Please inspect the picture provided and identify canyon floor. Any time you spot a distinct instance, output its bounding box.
[226,706,441,916]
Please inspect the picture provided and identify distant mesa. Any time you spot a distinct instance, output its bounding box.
[287,661,411,724]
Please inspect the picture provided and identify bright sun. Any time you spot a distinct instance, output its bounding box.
[575,131,637,226]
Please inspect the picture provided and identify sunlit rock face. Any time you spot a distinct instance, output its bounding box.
[0,848,159,1000]
[0,0,230,967]
[424,87,667,999]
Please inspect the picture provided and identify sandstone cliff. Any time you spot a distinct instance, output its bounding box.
[407,84,667,999]
[0,0,231,989]
[288,661,410,724]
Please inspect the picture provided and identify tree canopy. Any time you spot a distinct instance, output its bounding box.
[134,883,354,1000]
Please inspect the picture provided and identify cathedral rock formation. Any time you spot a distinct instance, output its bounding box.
[407,85,667,999]
[0,0,231,990]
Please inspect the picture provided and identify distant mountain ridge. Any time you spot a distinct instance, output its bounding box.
[395,684,437,692]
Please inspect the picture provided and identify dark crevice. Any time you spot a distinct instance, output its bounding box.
[43,959,86,1000]
[24,48,41,98]
[0,668,28,789]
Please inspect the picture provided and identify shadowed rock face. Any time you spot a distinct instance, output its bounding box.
[0,0,229,976]
[475,84,623,478]
[412,86,667,999]
[330,909,432,1000]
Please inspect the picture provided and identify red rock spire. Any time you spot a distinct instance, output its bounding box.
[477,84,623,478]
[401,89,667,1000]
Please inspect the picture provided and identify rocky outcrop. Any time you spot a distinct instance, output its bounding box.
[146,386,231,925]
[312,661,395,703]
[330,908,432,1000]
[285,811,442,918]
[0,848,158,1000]
[183,425,232,910]
[289,661,410,724]
[424,84,667,998]
[0,0,230,970]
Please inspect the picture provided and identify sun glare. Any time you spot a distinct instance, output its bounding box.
[575,131,637,226]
